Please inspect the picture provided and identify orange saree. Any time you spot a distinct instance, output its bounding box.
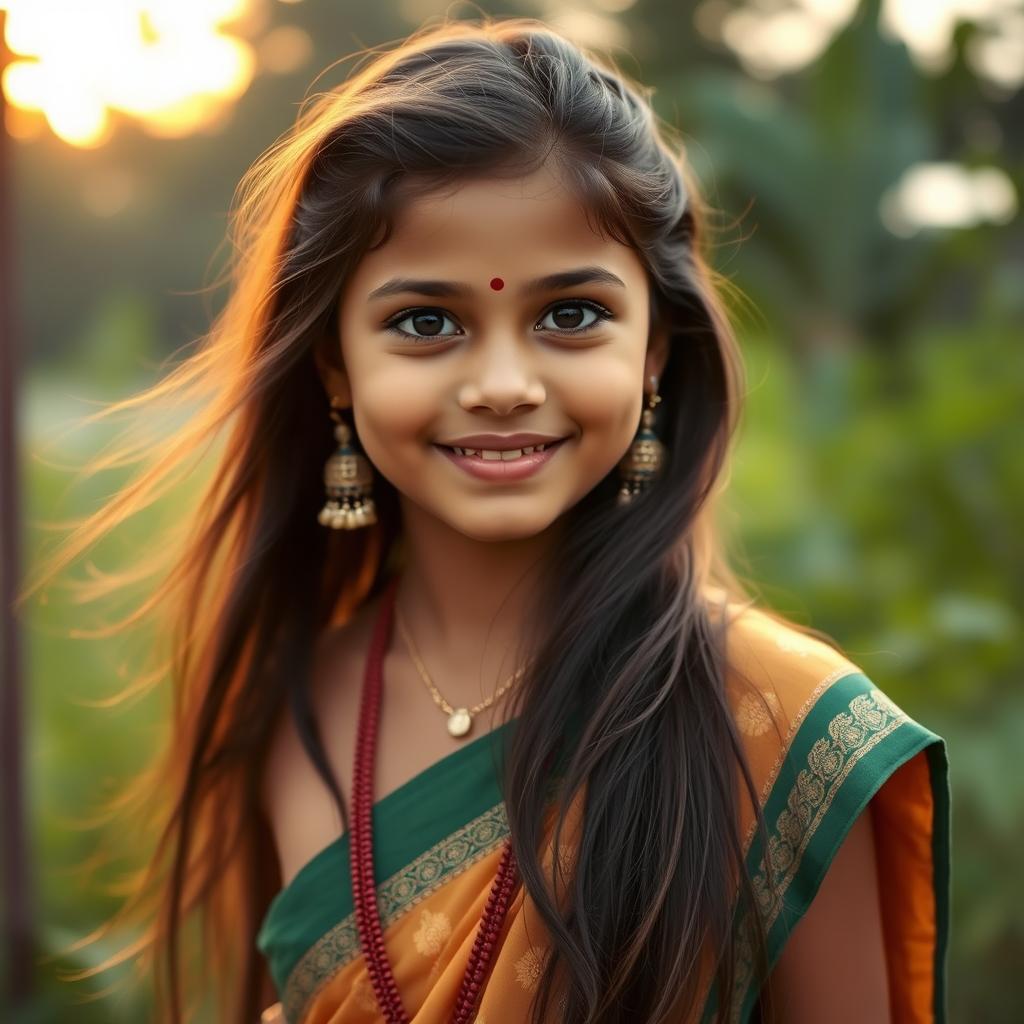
[256,604,949,1022]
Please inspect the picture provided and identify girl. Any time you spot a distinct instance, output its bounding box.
[25,16,949,1024]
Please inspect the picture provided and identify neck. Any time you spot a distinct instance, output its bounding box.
[391,504,562,710]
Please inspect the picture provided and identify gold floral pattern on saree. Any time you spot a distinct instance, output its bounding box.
[513,947,544,992]
[412,908,453,957]
[281,802,510,1024]
[735,690,782,737]
[725,684,909,1022]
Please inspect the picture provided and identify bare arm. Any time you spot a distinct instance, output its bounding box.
[763,802,891,1023]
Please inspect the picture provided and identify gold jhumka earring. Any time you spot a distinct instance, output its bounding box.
[317,395,378,530]
[617,375,666,505]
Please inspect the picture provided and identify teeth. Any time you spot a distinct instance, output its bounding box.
[448,441,555,458]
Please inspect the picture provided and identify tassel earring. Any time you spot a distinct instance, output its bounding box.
[317,396,378,530]
[617,375,666,506]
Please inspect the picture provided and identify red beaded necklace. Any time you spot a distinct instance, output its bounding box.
[349,574,521,1023]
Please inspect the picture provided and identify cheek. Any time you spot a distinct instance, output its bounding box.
[352,369,438,461]
[562,359,643,447]
[344,354,444,477]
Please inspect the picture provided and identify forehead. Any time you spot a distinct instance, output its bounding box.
[345,164,646,297]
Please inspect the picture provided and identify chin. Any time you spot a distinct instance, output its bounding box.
[444,506,561,543]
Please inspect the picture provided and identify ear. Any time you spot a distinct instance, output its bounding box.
[643,318,671,393]
[312,331,352,408]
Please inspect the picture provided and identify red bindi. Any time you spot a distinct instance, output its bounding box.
[489,277,504,290]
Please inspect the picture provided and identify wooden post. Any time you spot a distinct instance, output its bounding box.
[0,8,35,1012]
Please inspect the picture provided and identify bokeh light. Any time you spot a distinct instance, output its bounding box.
[696,0,1024,88]
[0,0,267,147]
[880,161,1018,234]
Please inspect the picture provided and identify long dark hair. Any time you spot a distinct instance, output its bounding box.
[20,15,793,1023]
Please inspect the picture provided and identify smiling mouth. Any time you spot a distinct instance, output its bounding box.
[433,438,569,461]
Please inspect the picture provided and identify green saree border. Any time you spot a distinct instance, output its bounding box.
[258,704,586,1017]
[700,671,950,1023]
[280,801,510,1024]
[256,716,517,1010]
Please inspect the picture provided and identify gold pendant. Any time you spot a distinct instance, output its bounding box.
[447,708,472,737]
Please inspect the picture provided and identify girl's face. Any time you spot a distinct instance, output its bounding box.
[317,163,669,543]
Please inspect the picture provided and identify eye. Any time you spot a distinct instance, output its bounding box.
[535,300,612,336]
[381,299,614,343]
[383,307,462,342]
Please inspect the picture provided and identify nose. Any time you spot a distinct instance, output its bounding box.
[457,333,546,415]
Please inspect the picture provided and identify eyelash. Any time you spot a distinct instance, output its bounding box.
[382,300,614,343]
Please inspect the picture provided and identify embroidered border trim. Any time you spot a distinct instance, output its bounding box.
[741,665,854,853]
[282,801,510,1023]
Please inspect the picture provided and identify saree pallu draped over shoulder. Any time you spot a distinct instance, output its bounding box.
[256,606,950,1023]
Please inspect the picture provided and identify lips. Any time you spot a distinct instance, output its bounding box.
[432,437,570,481]
[435,438,567,460]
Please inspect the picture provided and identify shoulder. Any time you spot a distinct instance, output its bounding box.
[708,595,943,794]
[259,596,380,886]
[706,593,940,835]
[700,595,950,1023]
[711,596,866,747]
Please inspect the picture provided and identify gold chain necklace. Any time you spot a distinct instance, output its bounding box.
[393,602,529,739]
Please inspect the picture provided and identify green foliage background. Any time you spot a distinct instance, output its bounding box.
[10,0,1022,1020]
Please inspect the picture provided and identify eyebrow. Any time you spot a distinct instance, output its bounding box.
[367,265,627,301]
